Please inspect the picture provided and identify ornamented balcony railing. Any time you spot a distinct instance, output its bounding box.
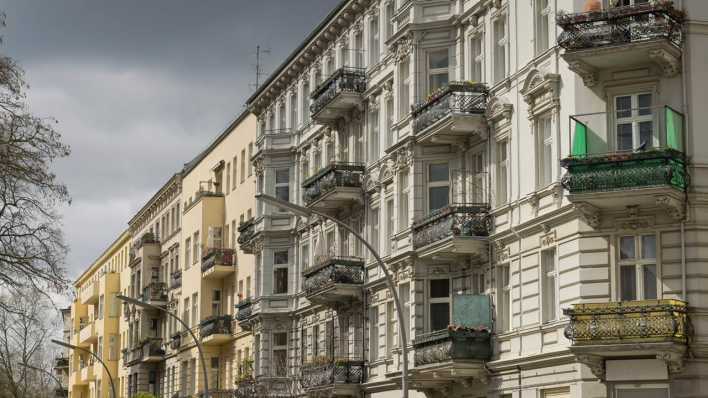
[310,67,366,116]
[237,218,256,254]
[170,270,182,289]
[300,360,365,390]
[412,204,491,249]
[170,332,181,350]
[413,328,492,366]
[198,390,235,398]
[563,299,688,345]
[234,379,257,398]
[302,162,365,205]
[140,337,165,359]
[412,82,488,134]
[200,315,233,338]
[303,257,365,296]
[236,298,253,321]
[142,282,167,303]
[54,357,69,369]
[556,2,684,51]
[201,248,235,272]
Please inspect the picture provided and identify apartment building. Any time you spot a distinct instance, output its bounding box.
[69,231,131,398]
[243,0,708,398]
[54,307,72,398]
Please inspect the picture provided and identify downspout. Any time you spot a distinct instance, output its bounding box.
[679,0,688,301]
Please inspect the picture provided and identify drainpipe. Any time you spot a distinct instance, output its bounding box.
[679,0,688,302]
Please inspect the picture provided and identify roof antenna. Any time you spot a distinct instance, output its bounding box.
[250,45,271,92]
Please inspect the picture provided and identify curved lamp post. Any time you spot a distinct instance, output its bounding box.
[256,193,410,398]
[117,294,210,398]
[17,361,65,395]
[51,339,116,398]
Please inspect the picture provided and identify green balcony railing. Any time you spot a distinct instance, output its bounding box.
[561,106,688,194]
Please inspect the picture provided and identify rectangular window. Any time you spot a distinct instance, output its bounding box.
[98,294,104,320]
[386,301,395,356]
[619,235,657,301]
[386,96,394,148]
[275,168,290,204]
[537,114,553,188]
[355,32,364,68]
[386,2,395,40]
[273,332,288,377]
[301,243,310,271]
[615,93,654,151]
[386,198,394,255]
[192,293,198,327]
[542,249,557,322]
[472,151,486,203]
[429,279,450,331]
[496,140,508,206]
[302,82,311,125]
[471,33,484,82]
[370,207,380,254]
[274,250,289,294]
[493,16,507,83]
[290,92,298,129]
[369,306,379,361]
[370,15,380,65]
[399,283,410,339]
[312,325,319,357]
[183,297,190,329]
[97,336,103,360]
[240,149,246,182]
[184,238,191,269]
[428,163,450,213]
[399,58,410,118]
[536,0,550,54]
[232,156,237,189]
[192,231,199,264]
[226,162,231,193]
[498,265,511,331]
[428,49,450,93]
[109,292,119,318]
[369,108,380,161]
[248,143,253,176]
[398,171,409,230]
[212,289,221,316]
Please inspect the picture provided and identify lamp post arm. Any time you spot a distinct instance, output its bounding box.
[308,209,409,398]
[17,362,63,391]
[66,343,116,398]
[160,307,210,398]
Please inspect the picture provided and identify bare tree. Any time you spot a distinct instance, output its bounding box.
[0,12,70,297]
[0,291,56,398]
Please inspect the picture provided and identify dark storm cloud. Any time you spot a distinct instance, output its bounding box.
[1,0,341,277]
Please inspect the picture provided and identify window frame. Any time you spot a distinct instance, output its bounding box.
[613,92,656,151]
[428,278,451,332]
[427,162,450,213]
[541,248,558,323]
[618,234,659,301]
[536,113,554,188]
[535,0,551,55]
[426,48,452,94]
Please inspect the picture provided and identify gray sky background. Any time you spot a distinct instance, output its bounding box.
[2,0,340,280]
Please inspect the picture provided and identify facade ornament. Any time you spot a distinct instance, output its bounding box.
[383,79,394,99]
[573,202,600,229]
[486,96,513,127]
[253,158,264,177]
[393,33,413,63]
[528,192,540,218]
[576,354,605,380]
[553,184,564,208]
[648,48,681,77]
[657,351,685,374]
[567,61,597,87]
[655,194,684,220]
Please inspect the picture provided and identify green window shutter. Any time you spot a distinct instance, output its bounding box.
[665,106,683,151]
[571,119,588,156]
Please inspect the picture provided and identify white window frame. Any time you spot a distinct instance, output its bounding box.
[274,168,290,208]
[385,197,394,256]
[536,113,554,188]
[495,139,509,206]
[613,92,655,151]
[614,383,669,398]
[272,332,288,377]
[369,14,380,65]
[535,0,551,55]
[273,250,289,295]
[470,32,484,83]
[427,162,450,214]
[541,248,558,323]
[618,234,659,301]
[398,170,410,231]
[428,278,451,332]
[211,289,221,317]
[493,14,508,84]
[426,48,451,94]
[498,264,511,331]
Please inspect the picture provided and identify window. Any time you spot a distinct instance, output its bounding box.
[97,336,103,360]
[386,2,395,40]
[274,250,289,294]
[98,294,104,320]
[185,238,191,269]
[385,95,394,148]
[232,157,237,189]
[369,107,380,161]
[370,207,380,254]
[275,168,290,204]
[240,149,246,182]
[619,235,657,301]
[472,151,486,203]
[615,386,668,398]
[192,231,199,264]
[278,102,286,129]
[301,243,310,270]
[369,306,379,360]
[386,301,395,357]
[472,272,485,294]
[399,283,410,339]
[370,15,380,65]
[109,292,119,318]
[537,114,553,188]
[429,279,450,331]
[290,92,298,129]
[470,33,484,82]
[192,293,198,327]
[428,163,450,213]
[428,49,450,93]
[398,171,409,230]
[246,276,252,298]
[498,265,511,331]
[312,325,319,357]
[615,93,654,151]
[302,82,311,125]
[536,0,550,54]
[355,32,364,68]
[355,123,365,163]
[212,289,221,316]
[386,198,394,255]
[614,0,650,7]
[541,249,557,322]
[493,16,507,83]
[248,143,253,176]
[273,332,288,377]
[399,58,410,118]
[183,297,190,329]
[496,140,508,206]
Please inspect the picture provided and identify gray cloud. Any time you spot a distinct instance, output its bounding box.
[2,0,340,277]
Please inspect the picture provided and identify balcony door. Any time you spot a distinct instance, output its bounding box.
[618,235,658,301]
[615,93,654,151]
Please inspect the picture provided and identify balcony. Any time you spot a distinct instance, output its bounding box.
[412,328,491,381]
[303,257,365,306]
[564,299,688,379]
[412,204,490,260]
[201,248,235,279]
[256,128,295,154]
[237,218,256,254]
[54,356,69,369]
[412,82,488,145]
[557,2,684,86]
[79,282,99,305]
[199,390,236,398]
[236,298,253,330]
[300,360,365,395]
[560,106,687,225]
[80,364,94,382]
[142,282,167,305]
[170,332,182,351]
[200,315,233,346]
[302,162,365,213]
[170,270,182,290]
[234,379,257,398]
[310,67,366,123]
[78,321,95,346]
[140,338,165,363]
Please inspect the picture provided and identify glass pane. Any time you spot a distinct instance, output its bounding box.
[616,96,632,119]
[430,279,450,298]
[429,186,449,212]
[429,73,449,92]
[274,251,288,265]
[430,303,450,331]
[641,235,656,259]
[275,169,289,184]
[620,265,637,301]
[429,164,449,182]
[274,332,287,346]
[639,121,653,148]
[275,186,289,202]
[638,93,652,115]
[620,236,635,259]
[428,50,449,69]
[617,123,633,150]
[643,264,657,299]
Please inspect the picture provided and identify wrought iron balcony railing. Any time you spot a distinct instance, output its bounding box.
[170,270,182,289]
[237,218,256,254]
[140,337,165,359]
[310,67,366,116]
[412,204,491,249]
[412,82,488,134]
[563,299,688,345]
[54,357,69,369]
[236,298,253,321]
[303,257,365,296]
[413,328,492,366]
[300,360,365,390]
[234,379,257,398]
[170,332,182,350]
[201,248,235,272]
[200,315,232,338]
[142,282,167,303]
[556,2,684,51]
[302,162,365,205]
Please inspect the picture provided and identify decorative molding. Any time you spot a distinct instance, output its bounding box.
[655,194,684,220]
[648,48,681,77]
[576,354,605,380]
[573,202,600,228]
[567,61,597,87]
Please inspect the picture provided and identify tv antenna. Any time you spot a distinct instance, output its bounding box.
[250,45,271,91]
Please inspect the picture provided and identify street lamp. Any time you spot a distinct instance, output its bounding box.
[117,294,210,398]
[256,193,411,398]
[51,339,116,398]
[17,361,65,395]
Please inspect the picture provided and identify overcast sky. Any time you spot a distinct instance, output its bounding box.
[2,0,340,280]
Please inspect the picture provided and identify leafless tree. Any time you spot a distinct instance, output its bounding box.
[0,12,71,297]
[0,291,56,398]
